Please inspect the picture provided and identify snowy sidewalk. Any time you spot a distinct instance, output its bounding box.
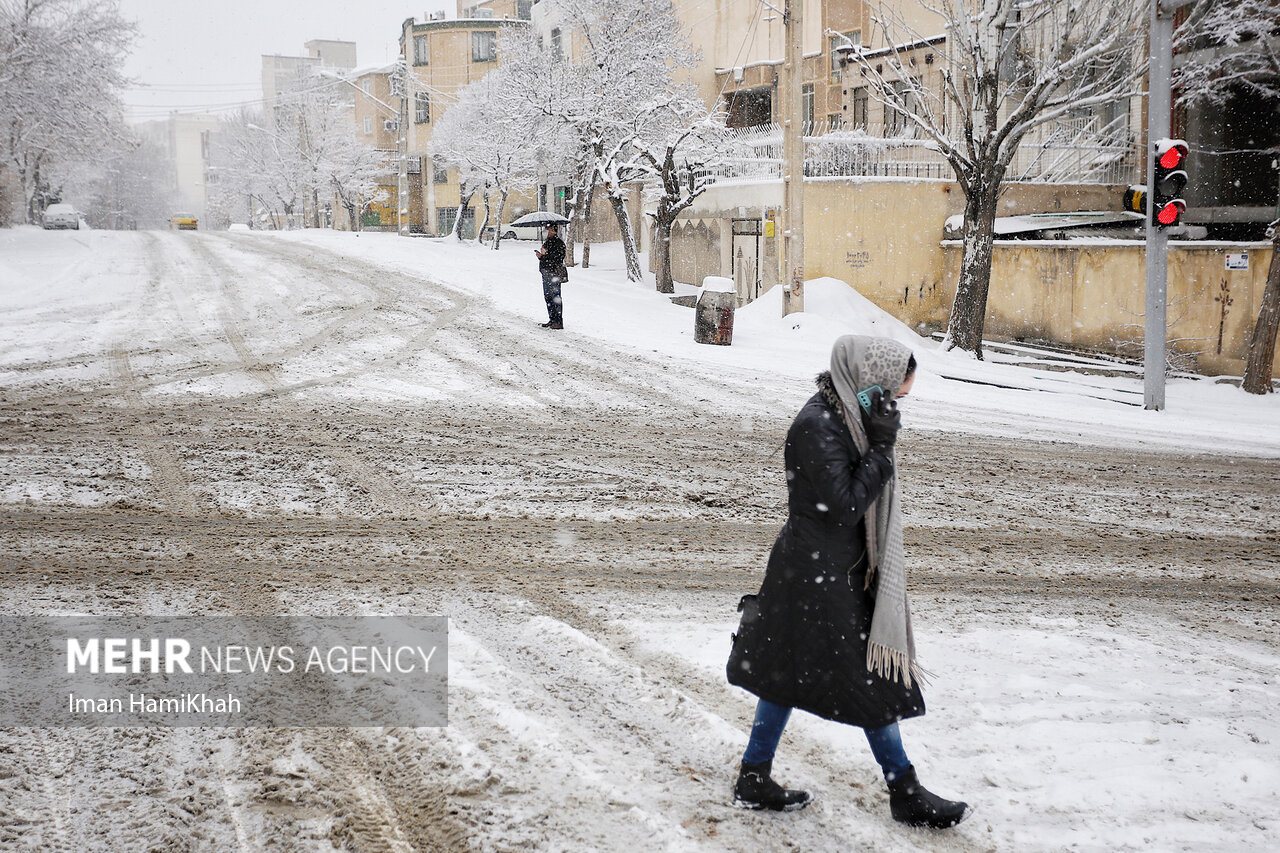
[250,228,1280,458]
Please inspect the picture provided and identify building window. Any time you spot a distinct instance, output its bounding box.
[802,83,815,129]
[433,159,448,184]
[851,87,868,130]
[413,34,429,65]
[415,92,430,124]
[831,31,860,81]
[724,86,772,128]
[363,116,373,134]
[472,31,497,62]
[550,28,562,59]
[517,0,532,20]
[884,79,919,137]
[828,113,843,130]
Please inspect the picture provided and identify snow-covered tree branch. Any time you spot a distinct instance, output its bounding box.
[849,0,1147,358]
[430,69,539,248]
[0,0,135,223]
[499,0,701,283]
[1174,0,1280,394]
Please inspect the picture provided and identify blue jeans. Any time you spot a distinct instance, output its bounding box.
[741,698,912,781]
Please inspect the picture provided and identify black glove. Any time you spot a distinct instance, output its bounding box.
[862,389,901,452]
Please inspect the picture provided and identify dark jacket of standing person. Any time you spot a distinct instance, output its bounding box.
[726,371,926,729]
[538,232,565,273]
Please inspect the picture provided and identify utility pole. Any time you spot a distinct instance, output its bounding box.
[398,19,414,238]
[1144,0,1195,409]
[781,0,804,315]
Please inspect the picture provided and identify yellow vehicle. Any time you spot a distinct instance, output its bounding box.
[169,213,198,230]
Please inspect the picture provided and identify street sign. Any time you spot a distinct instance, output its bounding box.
[1226,252,1249,271]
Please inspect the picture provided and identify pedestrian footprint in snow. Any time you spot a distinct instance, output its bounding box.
[726,334,970,828]
[535,223,566,330]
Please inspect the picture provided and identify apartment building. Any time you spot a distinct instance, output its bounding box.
[392,0,536,236]
[673,0,863,130]
[134,113,223,221]
[262,40,357,117]
[341,63,402,231]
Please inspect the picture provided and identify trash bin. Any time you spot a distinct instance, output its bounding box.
[694,288,735,346]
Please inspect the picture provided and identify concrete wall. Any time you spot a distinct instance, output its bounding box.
[667,177,1124,316]
[945,240,1274,375]
[663,176,1272,376]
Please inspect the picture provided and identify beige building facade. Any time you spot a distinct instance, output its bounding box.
[671,0,863,130]
[400,4,533,235]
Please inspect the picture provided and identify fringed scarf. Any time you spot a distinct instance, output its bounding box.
[826,335,926,689]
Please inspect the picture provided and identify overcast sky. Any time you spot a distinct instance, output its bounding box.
[120,0,452,123]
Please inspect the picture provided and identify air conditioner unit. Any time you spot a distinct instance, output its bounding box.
[383,119,399,131]
[475,8,494,18]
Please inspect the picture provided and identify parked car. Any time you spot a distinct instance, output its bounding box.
[502,222,545,240]
[170,213,198,230]
[42,203,80,230]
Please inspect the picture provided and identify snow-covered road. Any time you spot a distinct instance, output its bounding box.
[1,228,1277,851]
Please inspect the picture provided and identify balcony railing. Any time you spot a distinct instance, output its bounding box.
[703,119,1139,186]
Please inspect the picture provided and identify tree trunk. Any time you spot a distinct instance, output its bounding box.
[311,188,321,229]
[491,189,509,250]
[581,181,597,269]
[565,179,583,265]
[452,189,474,241]
[607,191,642,282]
[654,202,675,294]
[476,186,490,244]
[943,183,999,359]
[1242,227,1280,394]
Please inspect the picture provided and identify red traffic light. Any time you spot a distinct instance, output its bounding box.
[1151,139,1189,229]
[1155,199,1185,226]
[1155,139,1188,170]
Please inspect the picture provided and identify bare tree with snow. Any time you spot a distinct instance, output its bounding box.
[430,70,539,250]
[1176,0,1280,394]
[631,101,730,294]
[0,0,135,224]
[500,0,700,283]
[849,0,1147,358]
[85,133,179,229]
[209,111,308,228]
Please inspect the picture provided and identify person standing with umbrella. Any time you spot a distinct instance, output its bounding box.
[534,222,566,329]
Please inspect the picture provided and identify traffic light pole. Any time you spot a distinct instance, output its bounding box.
[1144,0,1174,410]
[1145,0,1198,409]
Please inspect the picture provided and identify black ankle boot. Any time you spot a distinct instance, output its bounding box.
[886,765,969,828]
[732,760,813,811]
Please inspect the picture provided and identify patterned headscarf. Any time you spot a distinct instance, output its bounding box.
[829,335,923,688]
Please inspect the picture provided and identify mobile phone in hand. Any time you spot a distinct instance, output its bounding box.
[856,385,884,414]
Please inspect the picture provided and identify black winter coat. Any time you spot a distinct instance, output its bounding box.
[727,378,926,728]
[538,235,565,272]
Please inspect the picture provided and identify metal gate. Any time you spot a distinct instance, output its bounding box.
[731,219,763,302]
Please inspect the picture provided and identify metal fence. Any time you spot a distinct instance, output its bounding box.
[701,119,1139,186]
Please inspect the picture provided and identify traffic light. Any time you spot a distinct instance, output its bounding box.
[1151,138,1188,228]
[1123,185,1146,215]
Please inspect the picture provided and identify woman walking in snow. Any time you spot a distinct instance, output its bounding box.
[726,334,969,828]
